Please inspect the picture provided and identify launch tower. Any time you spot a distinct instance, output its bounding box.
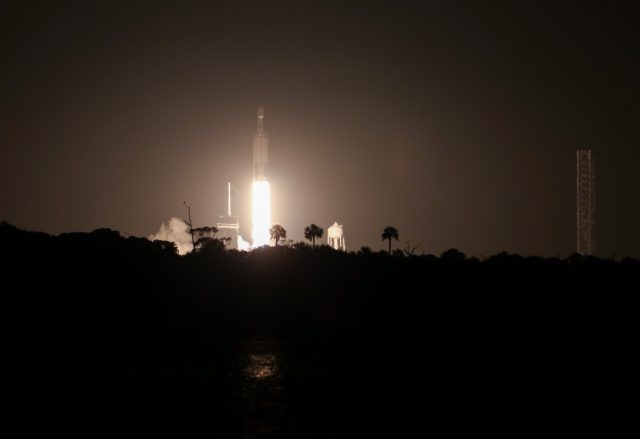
[216,182,239,249]
[577,149,595,255]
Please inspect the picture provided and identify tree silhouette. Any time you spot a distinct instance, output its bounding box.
[183,202,219,253]
[304,224,324,248]
[2,220,638,381]
[193,226,219,251]
[270,224,287,247]
[152,240,178,255]
[440,248,466,261]
[381,226,399,255]
[183,201,196,251]
[403,240,421,257]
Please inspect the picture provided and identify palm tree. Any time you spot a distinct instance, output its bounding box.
[270,224,287,247]
[381,226,399,255]
[304,224,324,247]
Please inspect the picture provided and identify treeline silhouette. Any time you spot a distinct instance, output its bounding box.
[3,221,636,378]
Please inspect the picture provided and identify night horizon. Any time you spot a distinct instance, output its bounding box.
[3,1,638,434]
[2,1,639,257]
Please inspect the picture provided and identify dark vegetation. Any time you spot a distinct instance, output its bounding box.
[3,221,637,434]
[270,224,287,247]
[304,224,323,247]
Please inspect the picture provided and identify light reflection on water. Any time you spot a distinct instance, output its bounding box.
[238,343,284,438]
[244,353,278,380]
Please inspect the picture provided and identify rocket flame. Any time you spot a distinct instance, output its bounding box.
[252,180,271,247]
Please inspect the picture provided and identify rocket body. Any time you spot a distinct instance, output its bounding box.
[253,106,268,181]
[251,107,271,247]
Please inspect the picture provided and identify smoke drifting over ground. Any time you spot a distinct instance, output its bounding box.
[238,235,251,251]
[149,217,193,255]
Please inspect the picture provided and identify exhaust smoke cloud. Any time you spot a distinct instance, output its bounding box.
[149,217,193,255]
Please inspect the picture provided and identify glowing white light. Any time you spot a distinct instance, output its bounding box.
[237,234,251,251]
[252,180,271,247]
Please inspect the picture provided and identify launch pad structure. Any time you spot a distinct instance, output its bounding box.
[216,109,348,251]
[216,181,239,248]
[214,107,273,250]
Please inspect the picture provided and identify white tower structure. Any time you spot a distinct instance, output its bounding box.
[216,181,239,249]
[328,222,346,251]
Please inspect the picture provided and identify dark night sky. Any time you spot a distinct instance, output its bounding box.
[1,1,638,256]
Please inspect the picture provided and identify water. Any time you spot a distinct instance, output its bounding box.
[15,338,428,436]
[234,340,285,438]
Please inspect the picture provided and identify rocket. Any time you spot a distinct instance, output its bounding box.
[251,106,271,247]
[253,106,268,181]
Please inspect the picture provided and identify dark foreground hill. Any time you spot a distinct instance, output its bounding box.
[2,222,637,435]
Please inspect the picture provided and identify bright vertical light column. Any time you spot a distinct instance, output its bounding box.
[252,180,271,247]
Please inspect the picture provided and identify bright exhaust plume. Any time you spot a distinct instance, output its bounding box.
[252,180,271,247]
